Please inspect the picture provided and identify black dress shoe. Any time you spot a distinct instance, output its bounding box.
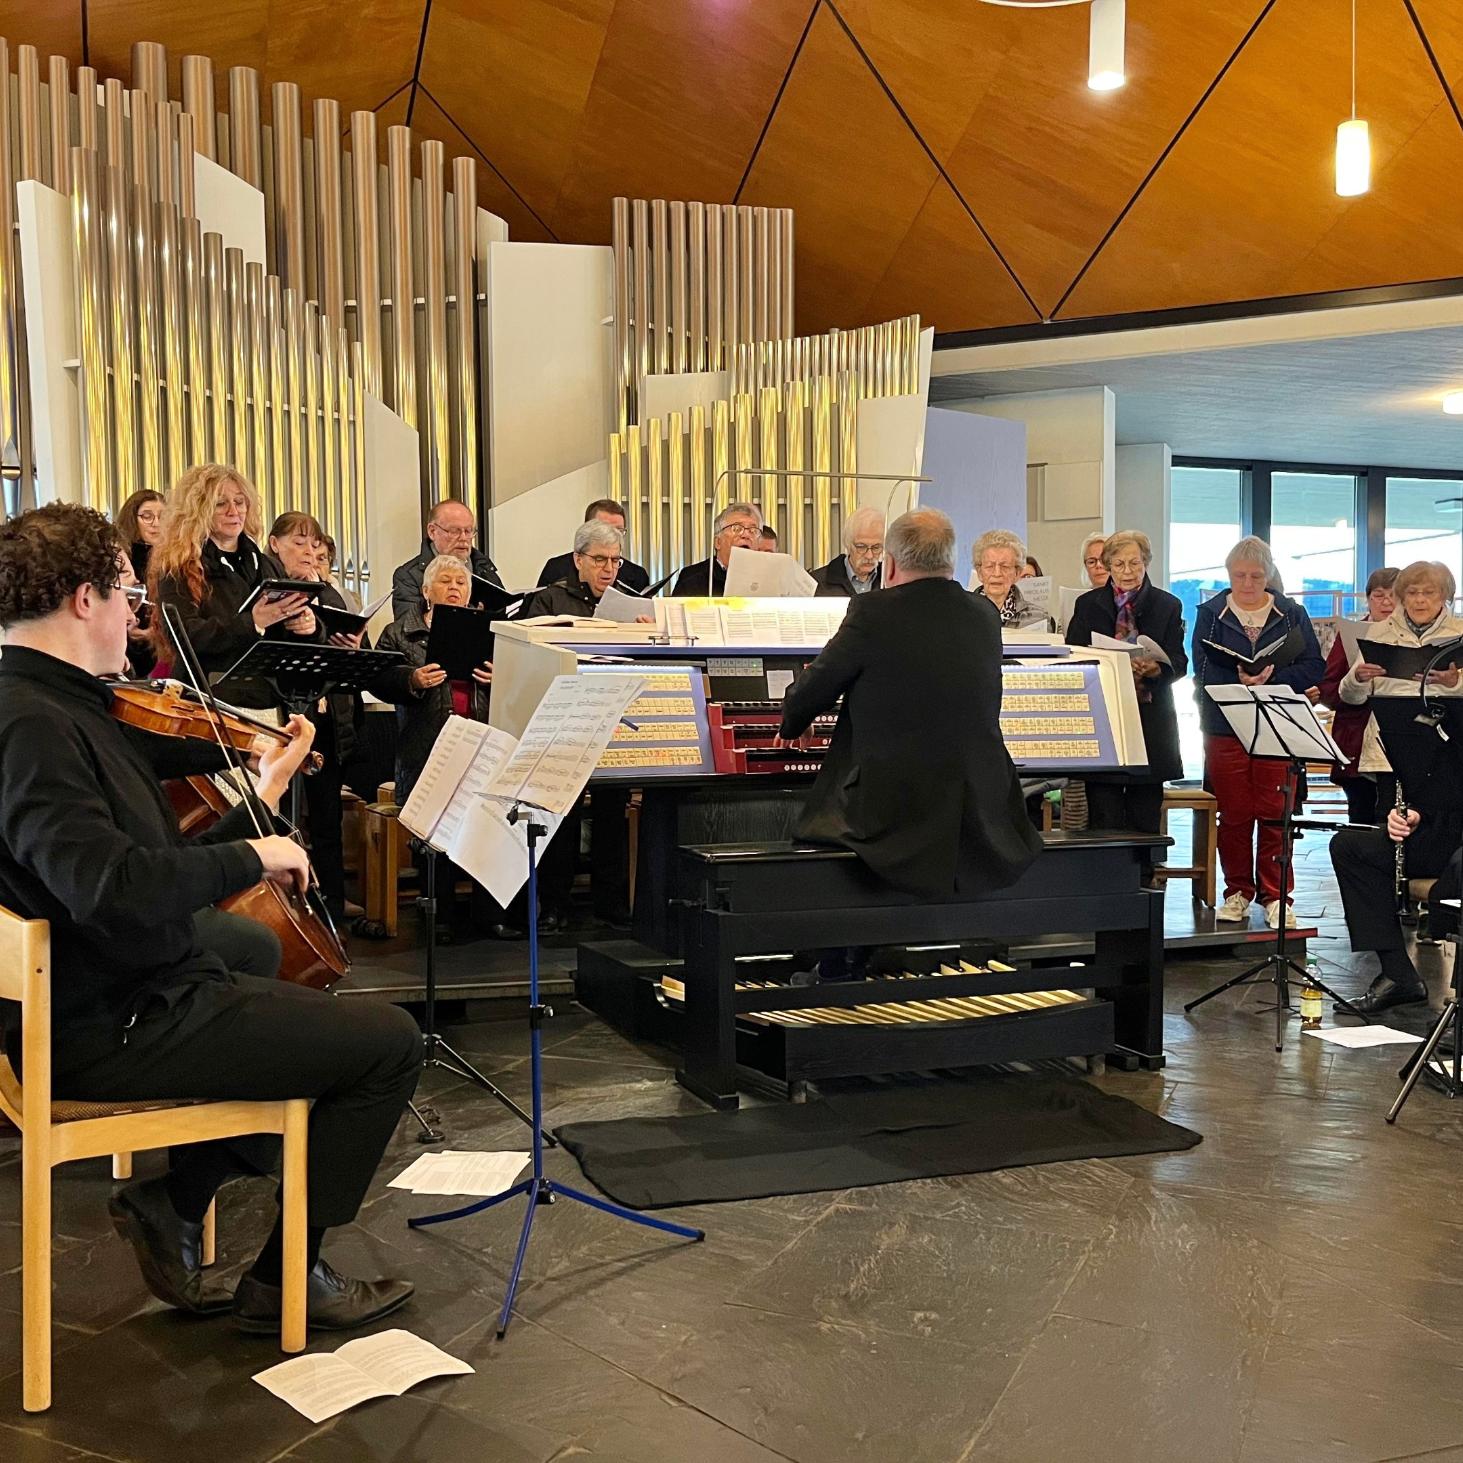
[1340,975,1429,1016]
[232,1258,415,1334]
[537,911,568,934]
[108,1176,232,1315]
[487,921,525,941]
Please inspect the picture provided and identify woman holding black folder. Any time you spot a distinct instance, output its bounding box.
[1191,536,1325,929]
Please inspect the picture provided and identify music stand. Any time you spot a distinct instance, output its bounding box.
[1184,684,1368,1049]
[1388,935,1461,1120]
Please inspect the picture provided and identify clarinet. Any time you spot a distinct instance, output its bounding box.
[1395,782,1409,914]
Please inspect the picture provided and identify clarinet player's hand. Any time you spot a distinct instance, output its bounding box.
[1387,807,1421,842]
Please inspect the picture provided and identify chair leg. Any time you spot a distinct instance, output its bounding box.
[202,1199,216,1268]
[111,1152,132,1181]
[22,1150,52,1412]
[279,1101,309,1353]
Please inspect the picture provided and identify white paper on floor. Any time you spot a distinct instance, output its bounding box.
[1303,1025,1425,1048]
[388,1149,530,1196]
[254,1329,473,1423]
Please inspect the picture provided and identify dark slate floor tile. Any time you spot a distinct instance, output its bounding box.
[0,1424,120,1462]
[279,1392,554,1463]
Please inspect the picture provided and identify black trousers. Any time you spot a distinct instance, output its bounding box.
[302,746,347,923]
[194,907,281,979]
[1086,781,1165,836]
[1331,828,1462,954]
[589,786,631,918]
[53,976,422,1228]
[1341,778,1377,826]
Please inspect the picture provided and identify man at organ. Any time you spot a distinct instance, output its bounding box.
[779,508,1041,978]
[390,497,502,622]
[537,499,649,593]
[520,521,635,618]
[671,501,763,596]
[0,503,422,1332]
[812,506,885,597]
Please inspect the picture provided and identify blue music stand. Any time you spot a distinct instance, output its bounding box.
[408,799,704,1337]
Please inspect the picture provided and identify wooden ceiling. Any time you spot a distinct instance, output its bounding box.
[14,1,1463,336]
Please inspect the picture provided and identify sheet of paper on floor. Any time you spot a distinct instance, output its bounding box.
[389,1149,530,1196]
[254,1330,473,1423]
[1303,1025,1425,1048]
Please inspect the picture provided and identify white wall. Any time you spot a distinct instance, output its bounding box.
[192,154,267,267]
[918,407,1027,581]
[361,393,423,614]
[952,386,1115,585]
[488,458,610,591]
[1115,442,1172,587]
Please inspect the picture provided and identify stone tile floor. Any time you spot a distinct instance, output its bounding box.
[4,830,1463,1462]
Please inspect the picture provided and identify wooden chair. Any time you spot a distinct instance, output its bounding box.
[1159,786,1220,908]
[0,905,309,1412]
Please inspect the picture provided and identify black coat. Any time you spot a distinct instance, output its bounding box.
[1064,579,1188,785]
[390,541,503,623]
[812,555,881,598]
[374,606,490,803]
[519,578,599,619]
[670,557,726,597]
[780,577,1042,899]
[537,552,648,594]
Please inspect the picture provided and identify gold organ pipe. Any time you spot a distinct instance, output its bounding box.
[611,196,630,433]
[313,98,345,331]
[385,125,416,428]
[77,66,99,152]
[645,415,665,579]
[270,82,305,293]
[154,100,174,206]
[758,385,779,528]
[838,371,859,529]
[156,202,187,486]
[284,288,304,505]
[625,424,644,568]
[784,379,806,564]
[303,300,321,522]
[181,55,216,161]
[246,261,269,520]
[688,201,705,374]
[134,182,163,492]
[105,163,138,504]
[181,218,208,462]
[704,203,722,373]
[17,45,41,184]
[71,146,110,511]
[753,206,770,345]
[631,197,650,413]
[319,316,338,546]
[668,199,687,375]
[48,56,71,195]
[228,67,262,188]
[132,42,168,106]
[333,327,353,584]
[129,90,152,200]
[811,375,833,566]
[266,277,287,513]
[420,139,450,502]
[738,207,754,347]
[202,232,228,461]
[348,110,382,397]
[177,111,196,221]
[733,390,755,484]
[350,339,368,600]
[688,403,708,563]
[607,435,624,522]
[667,409,686,571]
[226,247,249,481]
[711,398,731,519]
[723,204,739,363]
[779,209,795,337]
[103,79,127,172]
[650,198,669,375]
[450,155,478,503]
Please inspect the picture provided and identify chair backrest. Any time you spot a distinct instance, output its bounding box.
[0,904,51,1132]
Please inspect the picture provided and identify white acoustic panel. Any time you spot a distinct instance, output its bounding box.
[1039,460,1104,521]
[639,370,731,423]
[919,407,1027,582]
[192,154,266,267]
[16,180,80,508]
[488,458,610,592]
[484,241,614,507]
[362,392,423,612]
[854,394,929,520]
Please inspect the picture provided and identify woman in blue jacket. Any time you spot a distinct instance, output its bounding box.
[1191,536,1326,929]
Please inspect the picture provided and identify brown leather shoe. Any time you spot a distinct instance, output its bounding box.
[108,1176,232,1315]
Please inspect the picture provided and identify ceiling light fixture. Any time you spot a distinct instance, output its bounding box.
[973,0,1126,93]
[1335,0,1370,196]
[1442,391,1463,415]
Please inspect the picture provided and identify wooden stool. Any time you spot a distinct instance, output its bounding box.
[361,802,409,937]
[1159,786,1219,908]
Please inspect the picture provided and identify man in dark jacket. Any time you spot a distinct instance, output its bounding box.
[781,508,1042,905]
[537,499,649,594]
[520,521,628,619]
[390,499,502,622]
[671,501,762,596]
[812,506,885,598]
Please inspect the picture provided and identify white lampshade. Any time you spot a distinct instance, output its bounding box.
[1335,118,1371,197]
[1443,391,1463,416]
[1088,0,1126,91]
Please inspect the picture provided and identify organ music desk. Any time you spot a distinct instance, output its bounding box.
[491,614,1163,1107]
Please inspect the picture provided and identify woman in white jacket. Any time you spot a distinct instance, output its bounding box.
[1341,559,1463,787]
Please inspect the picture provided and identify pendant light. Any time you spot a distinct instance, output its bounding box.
[1335,0,1370,196]
[1088,0,1126,91]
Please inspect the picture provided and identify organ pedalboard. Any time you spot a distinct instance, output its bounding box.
[706,701,839,775]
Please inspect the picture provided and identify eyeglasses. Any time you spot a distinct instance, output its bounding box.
[1083,556,1105,568]
[580,553,623,569]
[980,559,1019,575]
[850,541,884,557]
[722,522,760,540]
[432,524,476,540]
[120,585,149,610]
[1108,558,1145,573]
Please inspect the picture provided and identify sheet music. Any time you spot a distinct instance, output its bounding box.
[724,546,818,598]
[398,716,492,845]
[1019,575,1053,614]
[485,673,644,815]
[1333,617,1367,666]
[1091,631,1172,667]
[1206,684,1347,762]
[595,585,651,623]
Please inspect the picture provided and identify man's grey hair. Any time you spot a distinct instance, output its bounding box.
[714,501,763,534]
[972,527,1027,568]
[1226,535,1276,579]
[841,506,886,553]
[422,553,470,595]
[573,519,624,556]
[886,509,955,577]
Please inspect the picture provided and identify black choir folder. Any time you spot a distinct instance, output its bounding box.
[425,603,495,680]
[1201,625,1303,677]
[1358,636,1463,681]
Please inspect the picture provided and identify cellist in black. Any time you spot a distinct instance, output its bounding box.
[0,504,421,1332]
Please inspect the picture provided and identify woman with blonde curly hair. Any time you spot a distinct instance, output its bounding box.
[150,464,314,704]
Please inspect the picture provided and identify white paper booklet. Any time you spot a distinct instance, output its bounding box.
[1092,631,1173,667]
[595,584,653,622]
[724,546,818,598]
[389,1149,529,1196]
[1018,575,1053,614]
[254,1330,473,1424]
[1303,1025,1424,1048]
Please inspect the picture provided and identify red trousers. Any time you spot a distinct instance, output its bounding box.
[1204,733,1294,904]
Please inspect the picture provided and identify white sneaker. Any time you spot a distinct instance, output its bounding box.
[1264,901,1297,930]
[1216,893,1252,922]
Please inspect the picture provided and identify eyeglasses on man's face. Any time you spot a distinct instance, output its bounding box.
[721,521,760,540]
[579,553,623,569]
[850,541,884,558]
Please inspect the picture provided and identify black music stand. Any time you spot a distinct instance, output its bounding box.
[1388,935,1462,1119]
[1184,685,1368,1049]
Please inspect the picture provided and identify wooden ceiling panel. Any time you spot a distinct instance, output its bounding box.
[407,90,555,243]
[838,0,1273,317]
[862,177,1036,334]
[1408,0,1463,91]
[0,3,84,68]
[87,1,269,84]
[739,5,953,335]
[548,0,814,244]
[1060,0,1462,319]
[420,0,614,228]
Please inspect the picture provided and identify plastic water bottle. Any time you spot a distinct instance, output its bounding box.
[1300,958,1324,1029]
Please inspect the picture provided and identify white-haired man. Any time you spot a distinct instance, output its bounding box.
[671,502,763,596]
[813,507,885,598]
